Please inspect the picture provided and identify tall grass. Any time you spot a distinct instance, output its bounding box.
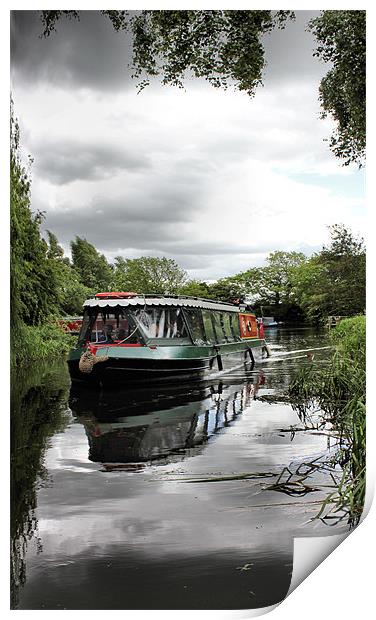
[11,322,73,368]
[288,316,366,526]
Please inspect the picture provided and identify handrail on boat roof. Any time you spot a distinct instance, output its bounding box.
[85,293,251,313]
[94,291,240,307]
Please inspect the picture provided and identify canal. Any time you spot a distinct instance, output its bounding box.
[11,327,349,610]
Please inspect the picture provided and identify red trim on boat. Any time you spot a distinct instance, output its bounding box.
[94,292,138,299]
[87,342,143,355]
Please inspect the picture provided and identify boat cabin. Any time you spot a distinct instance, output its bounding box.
[77,292,259,348]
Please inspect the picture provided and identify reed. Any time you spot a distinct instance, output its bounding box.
[288,316,366,526]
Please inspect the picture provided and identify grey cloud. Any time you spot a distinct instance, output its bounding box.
[262,11,324,86]
[40,184,200,250]
[34,140,151,184]
[42,196,299,262]
[11,10,135,92]
[42,210,176,253]
[151,241,284,257]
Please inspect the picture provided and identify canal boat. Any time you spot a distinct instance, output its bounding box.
[67,292,270,387]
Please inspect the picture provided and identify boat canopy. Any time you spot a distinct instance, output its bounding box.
[83,295,240,313]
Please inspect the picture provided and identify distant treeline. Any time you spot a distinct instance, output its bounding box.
[11,105,365,364]
[21,225,366,325]
[15,214,367,326]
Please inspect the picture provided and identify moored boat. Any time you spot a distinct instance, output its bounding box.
[67,292,270,387]
[262,316,279,328]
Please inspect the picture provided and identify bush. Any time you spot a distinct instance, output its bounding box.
[11,322,73,368]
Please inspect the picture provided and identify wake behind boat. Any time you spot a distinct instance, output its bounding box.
[67,292,270,387]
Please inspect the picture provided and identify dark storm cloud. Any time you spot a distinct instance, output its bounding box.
[11,10,135,92]
[34,140,151,184]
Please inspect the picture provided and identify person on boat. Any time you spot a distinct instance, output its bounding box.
[99,324,114,343]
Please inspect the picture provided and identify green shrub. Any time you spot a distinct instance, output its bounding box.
[11,322,73,368]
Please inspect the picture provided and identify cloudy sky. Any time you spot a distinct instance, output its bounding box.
[10,10,365,281]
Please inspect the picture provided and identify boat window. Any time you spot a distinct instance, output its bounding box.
[133,307,188,339]
[222,313,235,342]
[230,313,241,339]
[77,311,94,345]
[212,312,228,343]
[86,309,142,344]
[202,310,216,343]
[183,308,206,345]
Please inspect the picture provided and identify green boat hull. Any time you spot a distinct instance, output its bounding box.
[68,339,267,387]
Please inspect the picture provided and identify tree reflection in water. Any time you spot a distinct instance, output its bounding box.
[10,361,71,608]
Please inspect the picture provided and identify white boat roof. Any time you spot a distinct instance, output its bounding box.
[83,296,241,313]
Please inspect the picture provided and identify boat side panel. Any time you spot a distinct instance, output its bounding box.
[69,339,265,361]
[68,339,266,386]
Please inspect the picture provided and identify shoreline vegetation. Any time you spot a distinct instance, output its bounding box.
[289,316,366,527]
[12,323,72,368]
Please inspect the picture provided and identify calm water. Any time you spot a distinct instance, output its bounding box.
[11,328,348,610]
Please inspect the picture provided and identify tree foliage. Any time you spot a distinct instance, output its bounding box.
[176,279,213,299]
[40,10,293,96]
[71,236,114,291]
[293,224,365,321]
[308,10,366,166]
[10,103,61,328]
[128,10,293,94]
[256,251,306,306]
[45,232,92,315]
[219,252,306,309]
[114,256,187,294]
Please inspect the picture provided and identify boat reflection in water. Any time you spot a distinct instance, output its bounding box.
[70,372,265,469]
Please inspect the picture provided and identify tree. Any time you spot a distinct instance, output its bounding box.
[234,252,306,308]
[320,224,365,315]
[40,10,293,96]
[206,277,246,302]
[59,274,93,316]
[45,232,93,315]
[308,11,366,166]
[114,256,187,294]
[46,230,65,261]
[71,236,114,291]
[260,251,307,307]
[10,102,61,328]
[178,279,213,299]
[293,225,366,322]
[290,258,328,323]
